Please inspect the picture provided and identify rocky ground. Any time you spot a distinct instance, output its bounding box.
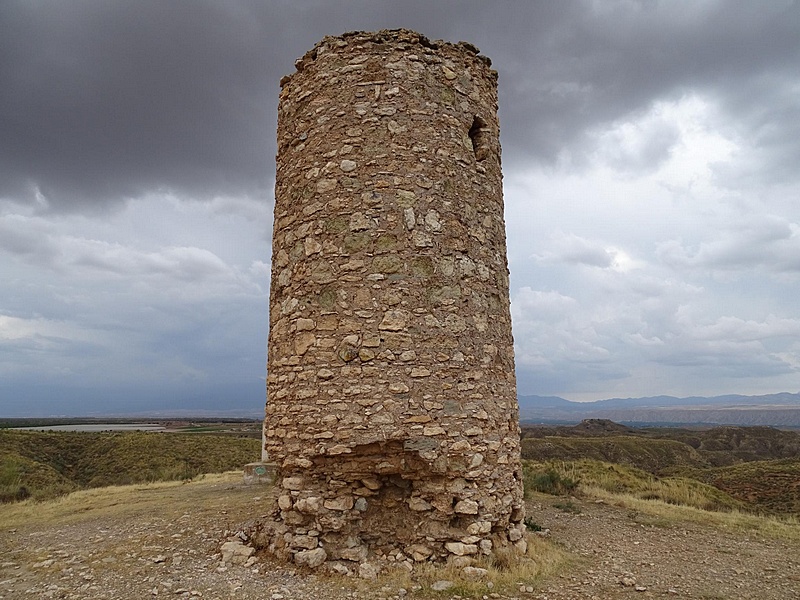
[0,473,798,599]
[530,499,800,599]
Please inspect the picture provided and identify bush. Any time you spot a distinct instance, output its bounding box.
[523,464,579,496]
[523,516,543,531]
[552,500,581,514]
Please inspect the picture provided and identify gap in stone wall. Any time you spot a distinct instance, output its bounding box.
[468,115,489,161]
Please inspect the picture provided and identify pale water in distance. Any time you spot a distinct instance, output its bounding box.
[13,424,166,432]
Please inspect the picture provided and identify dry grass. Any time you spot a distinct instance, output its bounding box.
[521,434,706,471]
[523,458,800,542]
[583,485,800,542]
[359,533,573,597]
[0,429,260,502]
[0,471,253,529]
[1,470,573,597]
[8,455,797,597]
[526,459,743,511]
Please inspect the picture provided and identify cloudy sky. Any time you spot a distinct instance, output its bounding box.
[2,1,799,417]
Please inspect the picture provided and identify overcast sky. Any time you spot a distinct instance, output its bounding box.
[2,1,799,417]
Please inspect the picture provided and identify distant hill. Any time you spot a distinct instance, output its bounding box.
[518,392,800,427]
[519,419,800,514]
[0,430,260,503]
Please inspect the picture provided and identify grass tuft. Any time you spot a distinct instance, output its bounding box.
[523,463,579,497]
[524,459,744,512]
[362,534,572,598]
[523,516,543,531]
[552,500,581,514]
[583,484,800,541]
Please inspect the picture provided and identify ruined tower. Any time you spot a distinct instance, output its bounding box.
[264,29,526,571]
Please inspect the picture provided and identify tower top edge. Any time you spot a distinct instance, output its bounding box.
[284,29,494,87]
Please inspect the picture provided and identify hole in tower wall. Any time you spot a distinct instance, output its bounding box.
[469,115,489,161]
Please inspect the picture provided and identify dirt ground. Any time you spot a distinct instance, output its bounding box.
[529,498,800,599]
[1,473,798,599]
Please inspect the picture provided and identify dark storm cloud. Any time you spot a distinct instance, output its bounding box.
[0,0,286,210]
[0,0,490,211]
[496,1,800,172]
[2,1,798,211]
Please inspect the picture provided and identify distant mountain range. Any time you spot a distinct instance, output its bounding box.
[14,394,800,428]
[518,392,800,427]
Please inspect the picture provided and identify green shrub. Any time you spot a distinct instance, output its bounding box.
[552,500,581,514]
[523,516,543,531]
[525,458,745,513]
[523,463,579,496]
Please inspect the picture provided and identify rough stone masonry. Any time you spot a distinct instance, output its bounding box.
[262,29,526,572]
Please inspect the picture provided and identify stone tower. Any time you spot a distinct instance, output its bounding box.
[263,29,526,571]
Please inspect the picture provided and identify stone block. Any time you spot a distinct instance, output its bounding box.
[294,547,327,569]
[242,462,276,485]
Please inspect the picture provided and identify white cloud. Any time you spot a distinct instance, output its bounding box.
[67,239,236,284]
[532,231,646,273]
[657,215,800,274]
[774,345,800,372]
[688,315,800,343]
[0,191,270,407]
[533,232,613,268]
[0,213,60,266]
[0,314,86,343]
[504,79,800,399]
[592,103,681,174]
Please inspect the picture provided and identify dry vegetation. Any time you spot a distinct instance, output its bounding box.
[521,420,800,516]
[2,463,799,598]
[524,459,800,540]
[0,472,575,599]
[0,429,260,502]
[2,424,800,598]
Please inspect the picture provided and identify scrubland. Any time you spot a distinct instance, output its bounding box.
[1,423,799,598]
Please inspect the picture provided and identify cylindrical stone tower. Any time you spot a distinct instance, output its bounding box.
[263,29,526,571]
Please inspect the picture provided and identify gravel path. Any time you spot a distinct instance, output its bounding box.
[1,475,798,599]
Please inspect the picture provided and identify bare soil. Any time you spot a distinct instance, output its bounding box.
[530,498,800,599]
[1,473,798,599]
